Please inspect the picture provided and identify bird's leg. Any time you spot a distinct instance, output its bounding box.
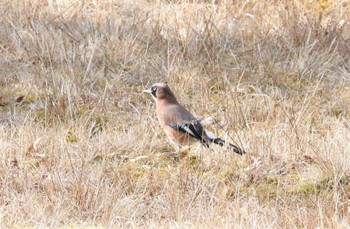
[168,139,181,153]
[163,139,191,161]
[195,144,204,153]
[162,139,182,161]
[178,146,190,159]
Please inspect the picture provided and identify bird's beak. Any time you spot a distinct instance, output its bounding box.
[143,89,152,94]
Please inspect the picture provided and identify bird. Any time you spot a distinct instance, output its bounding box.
[143,82,245,155]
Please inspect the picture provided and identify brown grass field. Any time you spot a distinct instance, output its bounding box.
[0,0,350,227]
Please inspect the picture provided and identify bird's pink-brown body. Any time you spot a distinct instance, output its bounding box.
[143,82,245,155]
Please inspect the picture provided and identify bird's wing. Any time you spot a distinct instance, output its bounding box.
[167,120,209,147]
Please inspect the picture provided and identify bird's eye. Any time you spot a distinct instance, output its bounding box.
[151,86,156,91]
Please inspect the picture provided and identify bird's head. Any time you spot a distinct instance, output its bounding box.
[143,82,177,103]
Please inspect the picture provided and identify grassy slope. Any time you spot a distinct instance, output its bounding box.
[0,0,350,227]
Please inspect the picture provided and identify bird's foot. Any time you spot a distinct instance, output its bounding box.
[163,150,188,162]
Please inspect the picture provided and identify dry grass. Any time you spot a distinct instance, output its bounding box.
[0,0,350,227]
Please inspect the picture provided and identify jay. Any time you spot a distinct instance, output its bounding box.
[143,82,245,155]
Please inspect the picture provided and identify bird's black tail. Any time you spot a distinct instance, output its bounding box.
[211,138,246,155]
